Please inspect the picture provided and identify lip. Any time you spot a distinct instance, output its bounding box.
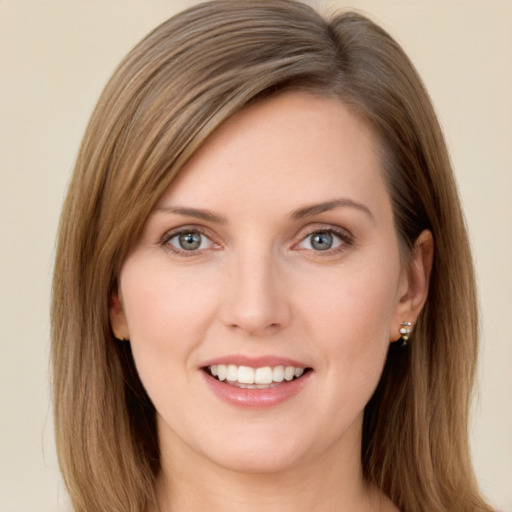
[201,354,308,369]
[200,355,312,409]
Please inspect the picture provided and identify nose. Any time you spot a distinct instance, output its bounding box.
[221,248,291,336]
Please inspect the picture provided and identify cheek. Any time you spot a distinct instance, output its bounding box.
[298,257,400,400]
[118,259,222,387]
[121,260,218,337]
[301,260,400,347]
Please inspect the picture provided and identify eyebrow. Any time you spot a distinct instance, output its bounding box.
[154,205,227,224]
[154,198,373,225]
[291,198,374,222]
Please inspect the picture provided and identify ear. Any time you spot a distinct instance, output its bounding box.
[390,230,434,341]
[109,289,130,341]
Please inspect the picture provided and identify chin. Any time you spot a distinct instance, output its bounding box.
[206,442,308,475]
[161,418,317,476]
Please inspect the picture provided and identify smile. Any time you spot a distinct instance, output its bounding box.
[207,364,307,388]
[201,360,313,408]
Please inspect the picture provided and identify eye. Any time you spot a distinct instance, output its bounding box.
[296,229,348,252]
[163,229,216,253]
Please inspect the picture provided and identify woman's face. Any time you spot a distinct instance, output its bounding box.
[111,92,414,475]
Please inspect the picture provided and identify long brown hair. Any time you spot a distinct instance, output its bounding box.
[51,1,491,511]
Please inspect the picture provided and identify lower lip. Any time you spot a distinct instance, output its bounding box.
[202,371,312,409]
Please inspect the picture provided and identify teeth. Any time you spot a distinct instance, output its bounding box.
[208,364,307,385]
[217,365,227,381]
[284,366,295,381]
[273,365,284,382]
[238,366,254,384]
[226,364,238,382]
[254,366,273,384]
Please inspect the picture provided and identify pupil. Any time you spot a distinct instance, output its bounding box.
[311,232,332,250]
[179,232,201,250]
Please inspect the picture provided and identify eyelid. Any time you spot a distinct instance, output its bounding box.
[158,223,353,256]
[292,224,354,252]
[160,225,220,255]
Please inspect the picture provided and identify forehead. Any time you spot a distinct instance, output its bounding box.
[157,91,390,219]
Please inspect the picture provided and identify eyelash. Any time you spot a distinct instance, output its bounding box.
[160,226,219,256]
[159,225,353,256]
[293,226,353,255]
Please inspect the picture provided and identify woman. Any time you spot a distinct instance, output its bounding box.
[51,1,493,511]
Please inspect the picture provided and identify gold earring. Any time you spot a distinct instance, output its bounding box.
[399,321,412,346]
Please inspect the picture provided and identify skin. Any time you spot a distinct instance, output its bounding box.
[111,92,433,512]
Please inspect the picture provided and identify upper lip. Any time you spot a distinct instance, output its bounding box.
[201,354,310,369]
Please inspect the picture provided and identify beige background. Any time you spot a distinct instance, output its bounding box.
[0,1,511,511]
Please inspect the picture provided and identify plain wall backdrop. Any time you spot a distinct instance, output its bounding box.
[0,1,511,510]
